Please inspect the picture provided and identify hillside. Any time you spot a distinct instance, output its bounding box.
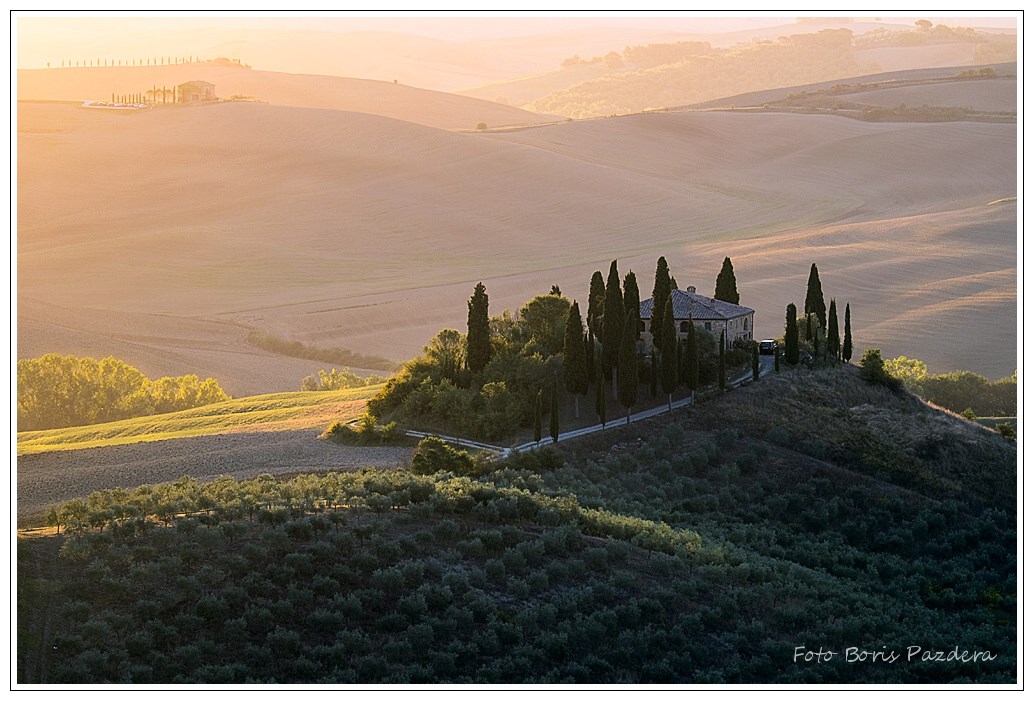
[16,64,557,131]
[18,99,1015,384]
[523,27,1015,119]
[17,366,1017,683]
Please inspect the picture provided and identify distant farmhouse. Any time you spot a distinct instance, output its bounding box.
[639,286,754,349]
[177,80,216,103]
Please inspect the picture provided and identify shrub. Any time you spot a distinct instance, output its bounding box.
[410,437,477,476]
[321,413,402,445]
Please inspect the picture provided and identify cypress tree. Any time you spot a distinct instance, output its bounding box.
[618,308,639,423]
[588,270,606,336]
[660,296,678,411]
[650,257,672,349]
[466,282,491,374]
[752,341,760,381]
[827,299,840,362]
[684,317,699,402]
[784,304,800,365]
[550,377,560,444]
[714,256,740,304]
[563,302,589,418]
[586,326,596,382]
[718,331,727,391]
[649,351,658,399]
[804,263,827,331]
[596,372,606,427]
[842,303,853,362]
[534,390,543,443]
[602,260,624,399]
[623,270,641,323]
[774,342,780,372]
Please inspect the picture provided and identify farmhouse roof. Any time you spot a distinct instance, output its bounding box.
[178,80,215,88]
[639,288,753,321]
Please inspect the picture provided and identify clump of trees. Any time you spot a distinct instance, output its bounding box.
[322,413,402,446]
[301,368,385,391]
[369,257,741,441]
[18,354,230,431]
[367,287,568,441]
[883,356,1016,416]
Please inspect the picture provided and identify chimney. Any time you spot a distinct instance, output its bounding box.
[686,286,696,294]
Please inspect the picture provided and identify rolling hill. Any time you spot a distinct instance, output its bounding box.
[17,72,1015,391]
[17,366,1017,683]
[16,64,557,131]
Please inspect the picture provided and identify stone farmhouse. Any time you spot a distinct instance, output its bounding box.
[177,80,216,103]
[639,286,754,349]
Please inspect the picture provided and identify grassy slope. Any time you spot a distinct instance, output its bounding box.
[16,365,1016,683]
[17,385,381,456]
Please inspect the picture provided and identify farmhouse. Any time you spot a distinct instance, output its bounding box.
[177,80,216,103]
[639,286,754,349]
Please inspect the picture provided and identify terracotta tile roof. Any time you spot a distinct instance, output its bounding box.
[640,288,753,321]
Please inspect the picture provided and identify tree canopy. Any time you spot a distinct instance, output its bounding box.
[714,257,740,304]
[466,282,492,374]
[805,264,827,331]
[650,257,672,349]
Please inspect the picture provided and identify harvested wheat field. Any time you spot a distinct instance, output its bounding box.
[18,83,1015,389]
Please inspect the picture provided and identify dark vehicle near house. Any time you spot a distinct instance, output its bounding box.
[759,340,777,355]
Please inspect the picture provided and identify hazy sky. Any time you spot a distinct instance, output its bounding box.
[16,12,1018,70]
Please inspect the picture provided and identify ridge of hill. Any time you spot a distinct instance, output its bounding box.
[682,62,1016,110]
[16,64,558,130]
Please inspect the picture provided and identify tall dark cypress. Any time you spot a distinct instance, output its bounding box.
[774,342,780,373]
[650,257,672,349]
[623,270,641,324]
[550,377,560,444]
[752,341,760,381]
[602,261,624,398]
[466,282,491,374]
[660,296,679,411]
[649,351,658,399]
[827,299,841,362]
[714,256,740,304]
[586,326,596,381]
[618,308,639,423]
[842,303,853,362]
[718,331,727,391]
[563,302,589,418]
[684,317,699,402]
[784,303,800,365]
[588,270,606,336]
[804,263,827,331]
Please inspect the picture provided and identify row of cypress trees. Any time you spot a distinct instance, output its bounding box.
[782,264,853,366]
[465,256,739,436]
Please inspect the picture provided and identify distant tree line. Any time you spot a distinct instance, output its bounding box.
[17,354,229,431]
[301,368,386,392]
[247,330,399,373]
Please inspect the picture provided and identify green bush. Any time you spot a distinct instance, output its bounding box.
[410,437,477,476]
[321,414,402,446]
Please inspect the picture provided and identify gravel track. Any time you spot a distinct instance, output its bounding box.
[17,431,414,527]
